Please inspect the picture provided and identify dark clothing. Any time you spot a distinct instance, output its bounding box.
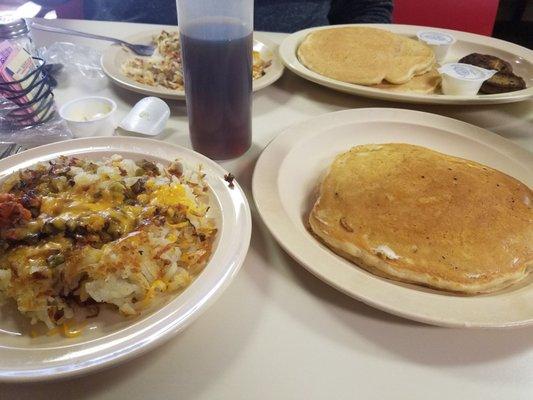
[329,0,393,24]
[254,0,330,31]
[38,0,393,32]
[255,0,393,31]
[83,0,176,25]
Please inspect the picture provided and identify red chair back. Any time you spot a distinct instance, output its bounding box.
[393,0,499,36]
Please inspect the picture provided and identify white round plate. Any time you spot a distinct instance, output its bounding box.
[279,24,533,105]
[252,108,533,328]
[101,30,284,99]
[0,137,251,381]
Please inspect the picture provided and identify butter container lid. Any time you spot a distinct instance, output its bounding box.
[417,30,455,46]
[438,63,496,81]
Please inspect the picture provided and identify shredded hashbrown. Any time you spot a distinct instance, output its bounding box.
[121,30,271,90]
[0,155,217,333]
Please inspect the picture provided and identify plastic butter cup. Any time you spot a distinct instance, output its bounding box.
[417,30,456,63]
[59,96,117,137]
[118,97,170,136]
[438,63,497,96]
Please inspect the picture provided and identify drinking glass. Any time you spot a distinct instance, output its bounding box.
[177,0,253,160]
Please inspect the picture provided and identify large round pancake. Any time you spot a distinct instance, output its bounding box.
[297,27,435,85]
[309,143,533,294]
[373,68,441,94]
[385,35,436,83]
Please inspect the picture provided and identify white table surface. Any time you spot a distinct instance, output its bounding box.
[2,19,533,400]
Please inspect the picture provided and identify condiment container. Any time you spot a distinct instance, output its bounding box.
[59,96,117,137]
[0,13,35,55]
[118,97,170,136]
[417,30,455,63]
[438,63,496,96]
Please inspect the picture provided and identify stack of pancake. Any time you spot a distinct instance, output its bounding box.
[297,27,441,94]
[309,144,532,294]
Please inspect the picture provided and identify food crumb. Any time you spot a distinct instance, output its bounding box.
[339,217,354,232]
[224,173,235,189]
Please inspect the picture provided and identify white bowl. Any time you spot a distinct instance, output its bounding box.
[0,137,252,382]
[59,96,117,137]
[253,108,533,329]
[278,23,533,105]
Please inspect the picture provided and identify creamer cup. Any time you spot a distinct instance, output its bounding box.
[417,30,456,63]
[438,63,497,95]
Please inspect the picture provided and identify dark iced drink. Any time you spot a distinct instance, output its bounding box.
[180,20,252,160]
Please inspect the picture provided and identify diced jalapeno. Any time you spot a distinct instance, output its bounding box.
[47,254,65,267]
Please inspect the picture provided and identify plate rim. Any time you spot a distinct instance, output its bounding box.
[252,107,533,329]
[278,23,533,105]
[0,137,252,382]
[101,29,285,99]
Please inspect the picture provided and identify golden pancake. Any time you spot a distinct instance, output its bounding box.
[309,144,533,294]
[297,27,435,85]
[386,35,437,83]
[373,68,441,94]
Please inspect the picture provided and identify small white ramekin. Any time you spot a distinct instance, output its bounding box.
[59,96,117,138]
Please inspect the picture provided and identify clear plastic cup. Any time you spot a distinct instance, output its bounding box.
[177,0,254,160]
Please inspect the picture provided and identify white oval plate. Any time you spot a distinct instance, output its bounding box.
[279,24,533,105]
[0,137,251,382]
[101,30,285,99]
[252,108,533,328]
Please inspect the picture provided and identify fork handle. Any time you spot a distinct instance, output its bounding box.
[31,23,125,46]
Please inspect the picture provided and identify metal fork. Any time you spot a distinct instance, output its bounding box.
[31,23,155,56]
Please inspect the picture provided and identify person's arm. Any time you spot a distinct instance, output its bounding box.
[328,0,393,25]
